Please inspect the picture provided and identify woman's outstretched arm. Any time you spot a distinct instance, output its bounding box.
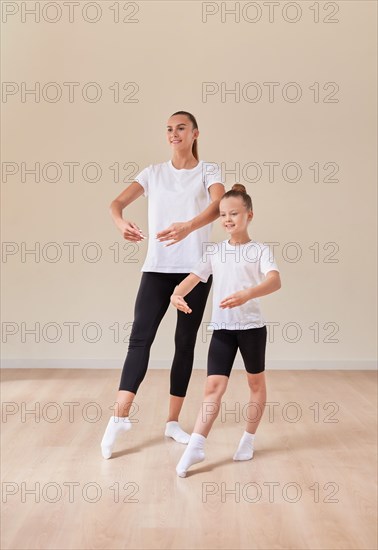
[109,181,146,242]
[157,183,225,246]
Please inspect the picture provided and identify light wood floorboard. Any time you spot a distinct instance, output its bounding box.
[1,369,377,550]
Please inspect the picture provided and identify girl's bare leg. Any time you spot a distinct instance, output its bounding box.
[193,375,229,436]
[245,371,266,433]
[233,371,266,461]
[176,375,228,477]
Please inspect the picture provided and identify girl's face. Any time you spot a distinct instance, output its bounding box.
[219,196,253,235]
[166,115,199,153]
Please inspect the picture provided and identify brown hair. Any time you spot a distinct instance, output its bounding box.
[170,110,199,161]
[221,183,253,211]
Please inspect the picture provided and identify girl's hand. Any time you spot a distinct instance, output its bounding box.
[219,290,250,309]
[118,220,146,242]
[170,294,192,314]
[156,221,192,246]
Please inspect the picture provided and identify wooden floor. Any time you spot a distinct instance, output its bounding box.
[1,369,377,550]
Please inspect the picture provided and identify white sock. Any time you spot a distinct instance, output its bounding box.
[100,416,132,459]
[233,431,255,461]
[165,421,190,444]
[176,433,206,477]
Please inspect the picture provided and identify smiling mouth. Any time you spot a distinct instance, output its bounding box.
[171,140,182,143]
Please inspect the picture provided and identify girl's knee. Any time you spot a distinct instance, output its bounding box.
[247,372,266,392]
[205,376,228,398]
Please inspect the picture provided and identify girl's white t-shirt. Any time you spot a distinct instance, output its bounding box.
[191,240,280,330]
[135,160,222,273]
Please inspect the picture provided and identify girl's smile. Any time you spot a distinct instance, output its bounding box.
[219,196,253,244]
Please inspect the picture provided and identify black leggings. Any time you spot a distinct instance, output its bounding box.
[118,272,213,397]
[207,326,267,377]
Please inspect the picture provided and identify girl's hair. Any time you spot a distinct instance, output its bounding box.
[170,110,199,161]
[221,183,253,211]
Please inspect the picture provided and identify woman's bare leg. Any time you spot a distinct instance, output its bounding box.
[100,390,136,459]
[167,395,184,422]
[114,390,136,417]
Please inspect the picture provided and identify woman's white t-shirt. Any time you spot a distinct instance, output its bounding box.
[191,240,280,330]
[135,160,222,273]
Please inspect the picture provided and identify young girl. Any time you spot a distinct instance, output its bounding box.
[170,184,281,477]
[100,111,225,459]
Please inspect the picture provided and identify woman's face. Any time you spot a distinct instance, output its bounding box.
[166,114,199,153]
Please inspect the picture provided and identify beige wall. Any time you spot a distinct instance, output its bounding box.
[2,1,376,369]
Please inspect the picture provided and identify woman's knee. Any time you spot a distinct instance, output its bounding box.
[128,319,156,348]
[174,325,198,351]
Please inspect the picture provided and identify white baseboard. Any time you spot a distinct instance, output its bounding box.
[1,359,376,370]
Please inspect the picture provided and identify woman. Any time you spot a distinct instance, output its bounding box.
[101,111,225,459]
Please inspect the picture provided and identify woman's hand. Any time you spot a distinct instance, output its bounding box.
[156,221,192,246]
[170,294,192,314]
[219,289,250,309]
[117,220,146,242]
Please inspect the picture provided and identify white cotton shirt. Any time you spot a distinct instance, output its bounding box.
[191,240,280,330]
[134,160,222,273]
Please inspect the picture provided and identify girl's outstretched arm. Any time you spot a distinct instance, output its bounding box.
[170,273,202,314]
[220,270,281,309]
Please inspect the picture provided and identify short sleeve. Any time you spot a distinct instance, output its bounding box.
[202,162,224,191]
[134,165,150,197]
[260,244,280,276]
[190,245,213,283]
